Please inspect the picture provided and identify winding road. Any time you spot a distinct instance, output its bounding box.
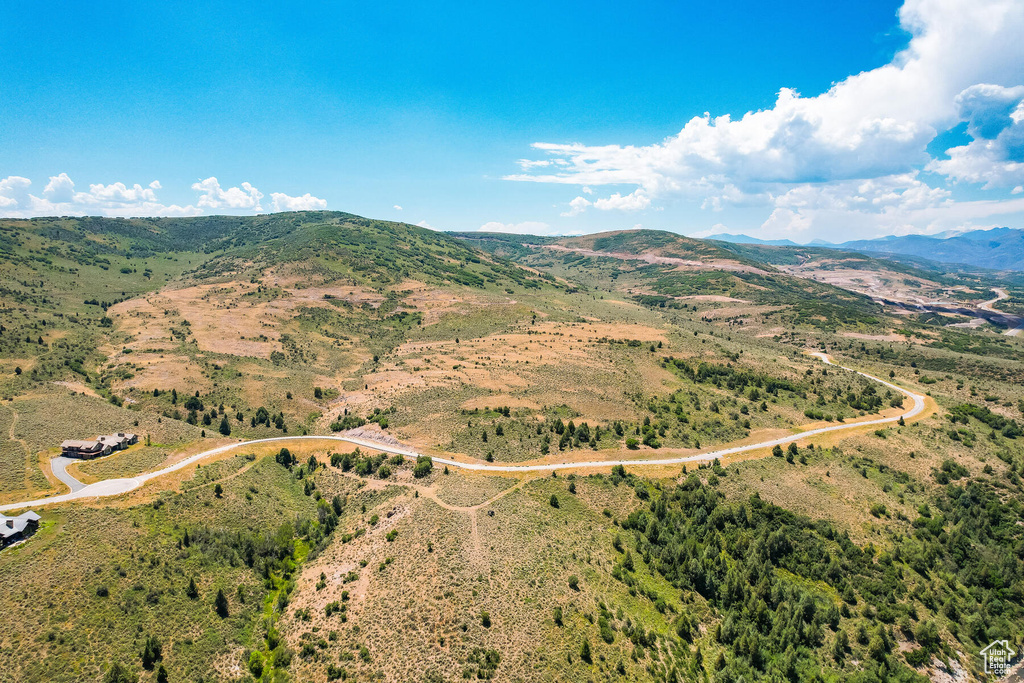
[0,353,927,513]
[978,288,1024,336]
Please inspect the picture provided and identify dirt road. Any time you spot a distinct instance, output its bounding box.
[978,288,1024,336]
[0,353,926,513]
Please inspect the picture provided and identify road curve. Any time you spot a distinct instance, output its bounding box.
[49,456,87,493]
[0,354,927,512]
[978,288,1024,336]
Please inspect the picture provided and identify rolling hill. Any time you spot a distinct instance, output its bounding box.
[2,213,1024,682]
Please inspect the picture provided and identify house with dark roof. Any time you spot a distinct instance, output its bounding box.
[61,432,138,458]
[0,511,40,548]
[60,439,110,457]
[101,432,138,450]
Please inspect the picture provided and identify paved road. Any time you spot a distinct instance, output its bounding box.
[49,456,87,493]
[0,354,927,513]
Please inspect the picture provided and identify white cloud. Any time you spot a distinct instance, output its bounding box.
[593,189,650,211]
[561,196,591,217]
[269,192,328,212]
[192,177,263,211]
[393,204,403,211]
[517,159,553,170]
[927,84,1024,187]
[758,182,1024,240]
[508,0,1024,238]
[416,220,436,230]
[0,174,328,218]
[562,189,650,216]
[0,173,201,218]
[0,176,32,209]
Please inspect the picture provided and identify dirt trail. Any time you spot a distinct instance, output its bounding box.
[979,288,1024,336]
[329,465,527,564]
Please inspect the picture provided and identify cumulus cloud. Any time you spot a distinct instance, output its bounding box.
[270,192,328,212]
[927,84,1024,187]
[760,177,1024,240]
[561,196,592,217]
[0,176,32,209]
[509,0,1024,238]
[393,204,403,211]
[192,177,264,211]
[0,174,328,218]
[562,189,650,216]
[0,173,200,218]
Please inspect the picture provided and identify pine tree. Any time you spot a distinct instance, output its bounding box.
[215,588,229,618]
[141,635,162,669]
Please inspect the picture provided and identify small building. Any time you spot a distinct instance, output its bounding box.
[0,511,40,549]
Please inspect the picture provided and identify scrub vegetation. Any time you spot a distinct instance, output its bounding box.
[2,214,1023,681]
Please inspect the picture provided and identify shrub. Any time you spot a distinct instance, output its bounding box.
[568,575,579,590]
[413,455,433,478]
[103,663,138,683]
[549,494,560,508]
[905,647,930,667]
[248,652,264,677]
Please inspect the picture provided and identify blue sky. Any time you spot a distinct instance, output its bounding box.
[2,0,1023,241]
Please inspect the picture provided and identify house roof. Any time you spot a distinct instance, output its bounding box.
[0,511,40,538]
[60,439,104,450]
[98,433,137,443]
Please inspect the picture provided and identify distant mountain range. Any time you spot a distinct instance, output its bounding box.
[706,227,1024,271]
[703,233,799,246]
